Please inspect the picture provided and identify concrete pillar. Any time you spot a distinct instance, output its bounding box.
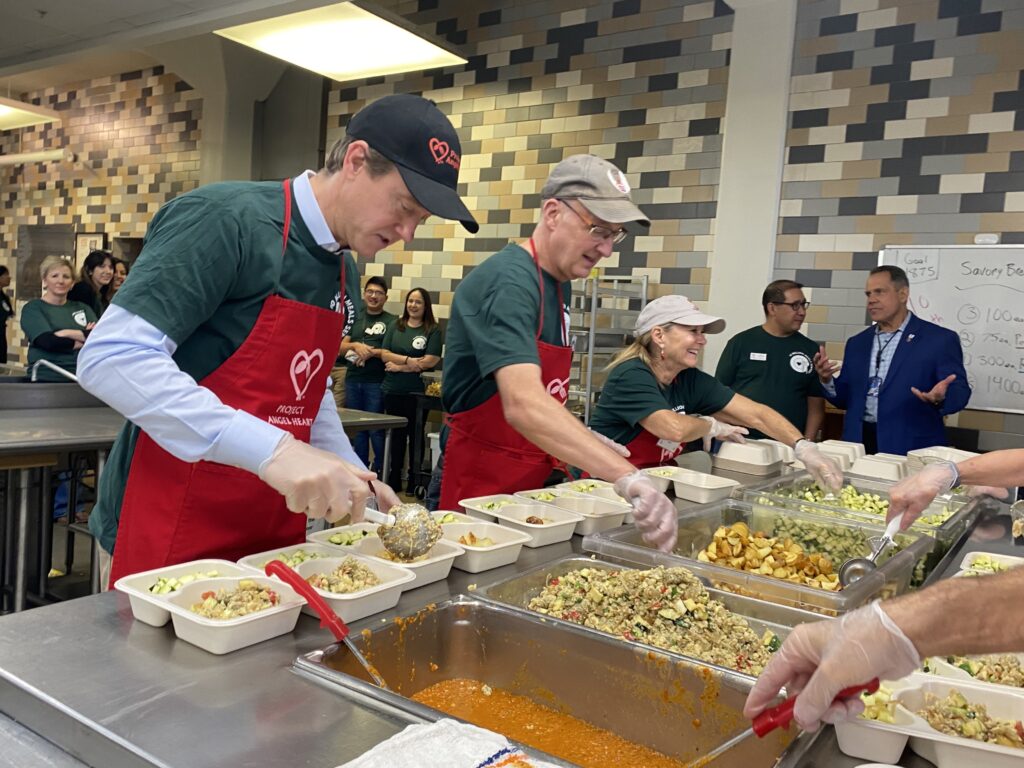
[703,0,797,371]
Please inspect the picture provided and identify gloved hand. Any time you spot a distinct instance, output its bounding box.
[793,440,843,494]
[258,433,376,522]
[588,428,631,458]
[613,470,677,552]
[697,415,749,452]
[967,485,1011,500]
[366,479,402,519]
[887,460,958,529]
[743,601,920,731]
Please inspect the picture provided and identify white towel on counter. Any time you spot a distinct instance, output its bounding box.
[338,718,564,768]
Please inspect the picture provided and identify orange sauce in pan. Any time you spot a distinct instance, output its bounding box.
[411,679,690,768]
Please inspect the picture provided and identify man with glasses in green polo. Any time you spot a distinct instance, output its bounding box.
[436,154,681,552]
[715,279,825,441]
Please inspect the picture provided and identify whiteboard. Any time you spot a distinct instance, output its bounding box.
[881,245,1024,414]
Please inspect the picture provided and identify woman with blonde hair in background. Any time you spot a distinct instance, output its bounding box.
[21,256,97,381]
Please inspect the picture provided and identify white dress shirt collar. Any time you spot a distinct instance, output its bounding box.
[292,171,342,252]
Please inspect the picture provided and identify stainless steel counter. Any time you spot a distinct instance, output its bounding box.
[0,408,124,456]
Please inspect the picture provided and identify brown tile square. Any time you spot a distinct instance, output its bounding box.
[924,115,969,135]
[963,153,1010,173]
[822,179,862,197]
[843,159,881,179]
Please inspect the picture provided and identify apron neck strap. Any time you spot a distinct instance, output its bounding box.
[527,238,565,343]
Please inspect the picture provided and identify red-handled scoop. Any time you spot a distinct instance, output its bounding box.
[264,560,389,690]
[683,678,880,767]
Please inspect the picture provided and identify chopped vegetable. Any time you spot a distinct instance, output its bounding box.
[148,570,221,594]
[328,529,374,546]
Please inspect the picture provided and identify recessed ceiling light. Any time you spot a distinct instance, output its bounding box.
[0,96,60,131]
[215,2,466,83]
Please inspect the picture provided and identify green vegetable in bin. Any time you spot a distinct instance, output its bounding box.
[763,482,955,527]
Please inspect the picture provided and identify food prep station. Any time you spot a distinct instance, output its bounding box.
[0,463,1011,768]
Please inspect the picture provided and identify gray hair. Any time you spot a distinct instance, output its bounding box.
[324,135,395,176]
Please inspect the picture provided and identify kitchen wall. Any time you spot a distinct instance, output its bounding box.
[0,65,202,366]
[776,0,1024,449]
[325,0,735,318]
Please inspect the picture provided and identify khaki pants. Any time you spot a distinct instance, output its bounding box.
[331,364,346,409]
[98,546,112,592]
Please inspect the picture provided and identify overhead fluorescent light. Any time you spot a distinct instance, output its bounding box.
[0,96,60,131]
[215,2,466,83]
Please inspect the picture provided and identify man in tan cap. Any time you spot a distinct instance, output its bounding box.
[438,154,679,551]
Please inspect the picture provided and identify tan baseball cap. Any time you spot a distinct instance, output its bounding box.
[540,154,650,228]
[635,295,726,336]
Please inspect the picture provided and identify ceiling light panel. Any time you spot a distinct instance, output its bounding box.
[0,96,61,131]
[215,2,465,83]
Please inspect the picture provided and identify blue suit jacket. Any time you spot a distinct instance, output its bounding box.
[826,314,971,455]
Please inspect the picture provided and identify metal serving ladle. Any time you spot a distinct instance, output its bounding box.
[363,502,441,561]
[838,513,904,587]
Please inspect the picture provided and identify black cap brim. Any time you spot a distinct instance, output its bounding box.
[396,163,479,234]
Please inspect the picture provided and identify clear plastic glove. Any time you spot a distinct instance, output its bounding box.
[887,460,957,529]
[967,485,1011,501]
[613,470,677,552]
[697,415,749,452]
[793,440,843,494]
[588,428,631,458]
[258,433,376,522]
[743,601,920,732]
[366,479,402,519]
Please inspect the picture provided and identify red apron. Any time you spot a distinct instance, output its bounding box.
[109,179,346,583]
[622,429,685,470]
[439,240,572,509]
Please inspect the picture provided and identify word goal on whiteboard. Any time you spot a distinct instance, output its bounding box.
[881,245,1024,415]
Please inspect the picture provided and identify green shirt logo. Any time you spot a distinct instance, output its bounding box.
[412,335,427,350]
[72,309,88,326]
[789,351,812,374]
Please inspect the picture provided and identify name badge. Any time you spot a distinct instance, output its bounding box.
[657,438,681,452]
[749,352,767,361]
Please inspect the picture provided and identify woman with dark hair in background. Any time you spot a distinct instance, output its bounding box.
[108,258,129,300]
[69,250,115,317]
[0,265,13,365]
[380,287,442,494]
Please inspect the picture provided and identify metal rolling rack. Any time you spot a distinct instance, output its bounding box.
[567,274,648,424]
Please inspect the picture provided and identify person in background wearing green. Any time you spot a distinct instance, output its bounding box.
[380,287,442,493]
[69,250,115,318]
[0,265,13,365]
[339,275,397,471]
[21,256,97,381]
[715,279,824,441]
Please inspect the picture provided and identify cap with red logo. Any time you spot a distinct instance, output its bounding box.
[540,154,650,229]
[346,93,478,233]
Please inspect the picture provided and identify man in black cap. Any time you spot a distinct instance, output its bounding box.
[438,154,680,552]
[78,94,476,584]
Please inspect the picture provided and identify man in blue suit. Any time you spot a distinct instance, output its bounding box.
[812,265,970,455]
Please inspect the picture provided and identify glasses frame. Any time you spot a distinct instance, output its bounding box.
[557,199,629,244]
[771,300,811,311]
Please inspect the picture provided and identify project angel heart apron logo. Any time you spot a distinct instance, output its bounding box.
[545,375,570,402]
[412,335,428,350]
[72,309,88,326]
[428,137,461,170]
[290,348,324,401]
[790,351,812,374]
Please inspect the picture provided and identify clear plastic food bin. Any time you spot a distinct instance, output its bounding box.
[583,498,935,615]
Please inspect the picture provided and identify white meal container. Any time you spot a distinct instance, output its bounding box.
[114,559,253,628]
[849,455,906,482]
[639,467,675,493]
[514,487,582,503]
[440,522,532,573]
[545,495,628,535]
[835,673,1024,768]
[821,439,867,460]
[754,439,796,464]
[552,479,633,522]
[431,510,477,526]
[290,555,414,622]
[711,442,782,475]
[907,446,980,475]
[486,502,582,547]
[166,576,305,655]
[307,522,379,550]
[817,446,853,470]
[236,542,342,573]
[348,537,463,590]
[671,468,740,503]
[925,653,1024,690]
[959,551,1024,573]
[458,494,520,521]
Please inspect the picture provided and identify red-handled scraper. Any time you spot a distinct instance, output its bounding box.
[264,559,389,690]
[684,678,880,767]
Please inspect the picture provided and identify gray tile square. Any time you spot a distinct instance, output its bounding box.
[681,36,712,55]
[858,178,901,196]
[916,194,960,214]
[700,168,721,185]
[807,287,852,305]
[979,431,1024,451]
[790,58,818,77]
[802,322,848,342]
[952,54,1000,78]
[802,198,841,216]
[829,305,871,325]
[691,84,727,102]
[861,140,905,161]
[921,156,965,175]
[912,18,959,40]
[693,51,729,70]
[684,151,722,169]
[853,47,896,69]
[783,181,825,199]
[679,219,713,235]
[817,216,859,234]
[831,269,871,289]
[934,37,980,59]
[892,213,981,233]
[776,252,816,270]
[773,268,798,280]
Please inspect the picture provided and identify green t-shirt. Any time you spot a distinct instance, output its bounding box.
[380,322,443,394]
[442,242,571,415]
[20,298,97,381]
[590,358,736,446]
[345,310,396,384]
[91,180,363,555]
[715,326,822,439]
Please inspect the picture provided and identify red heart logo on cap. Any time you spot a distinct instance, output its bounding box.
[429,137,449,164]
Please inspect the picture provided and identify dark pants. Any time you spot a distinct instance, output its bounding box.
[384,392,420,493]
[861,421,878,454]
[426,451,444,511]
[346,380,385,471]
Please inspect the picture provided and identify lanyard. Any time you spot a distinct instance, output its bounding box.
[872,328,902,377]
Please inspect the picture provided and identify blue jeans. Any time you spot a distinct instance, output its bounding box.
[346,380,386,470]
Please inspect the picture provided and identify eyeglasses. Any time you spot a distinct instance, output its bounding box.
[772,300,811,311]
[558,200,629,244]
[364,289,386,297]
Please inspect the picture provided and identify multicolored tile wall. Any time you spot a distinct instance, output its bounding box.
[777,0,1024,445]
[325,0,735,318]
[0,65,201,366]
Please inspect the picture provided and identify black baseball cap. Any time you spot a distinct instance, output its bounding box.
[346,94,478,234]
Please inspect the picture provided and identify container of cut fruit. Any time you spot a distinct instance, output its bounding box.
[439,522,532,573]
[114,559,254,627]
[834,672,1024,767]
